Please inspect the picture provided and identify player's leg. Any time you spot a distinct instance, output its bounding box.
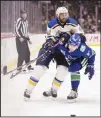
[24,65,47,100]
[67,71,80,101]
[67,58,88,101]
[24,46,54,100]
[43,51,69,97]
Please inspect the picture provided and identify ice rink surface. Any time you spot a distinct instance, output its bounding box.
[1,46,100,116]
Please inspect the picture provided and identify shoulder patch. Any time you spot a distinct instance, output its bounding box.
[48,17,58,28]
[80,45,86,52]
[67,17,78,25]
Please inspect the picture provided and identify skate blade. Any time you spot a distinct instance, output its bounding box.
[21,70,28,74]
[43,94,52,97]
[67,98,77,103]
[51,97,57,101]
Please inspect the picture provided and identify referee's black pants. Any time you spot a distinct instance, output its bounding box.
[16,37,31,70]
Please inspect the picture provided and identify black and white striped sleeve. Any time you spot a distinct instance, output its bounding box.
[15,18,22,37]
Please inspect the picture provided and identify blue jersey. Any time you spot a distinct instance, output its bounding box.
[57,43,96,65]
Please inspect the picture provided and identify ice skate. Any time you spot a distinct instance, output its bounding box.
[67,90,78,102]
[22,66,34,73]
[24,89,31,101]
[43,88,57,98]
[27,66,34,71]
[22,68,28,73]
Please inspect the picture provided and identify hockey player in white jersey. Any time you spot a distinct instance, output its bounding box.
[24,7,87,100]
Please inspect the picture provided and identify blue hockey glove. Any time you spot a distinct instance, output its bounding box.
[84,64,94,80]
[43,39,55,53]
[38,39,56,61]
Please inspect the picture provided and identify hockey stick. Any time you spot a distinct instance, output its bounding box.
[10,40,62,79]
[10,49,51,79]
[3,40,62,76]
[10,70,22,79]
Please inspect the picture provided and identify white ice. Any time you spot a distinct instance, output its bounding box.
[1,46,100,116]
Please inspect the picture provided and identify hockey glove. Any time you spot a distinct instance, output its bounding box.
[84,64,94,80]
[59,32,70,45]
[38,39,55,61]
[79,34,86,43]
[43,39,55,54]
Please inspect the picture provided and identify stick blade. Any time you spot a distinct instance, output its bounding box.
[3,66,7,75]
[10,71,21,79]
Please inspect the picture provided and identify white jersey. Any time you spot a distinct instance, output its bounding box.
[47,17,84,39]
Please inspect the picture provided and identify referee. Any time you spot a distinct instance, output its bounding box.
[15,9,34,72]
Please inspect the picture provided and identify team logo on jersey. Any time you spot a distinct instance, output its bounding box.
[60,50,77,60]
[67,55,77,60]
[80,45,86,52]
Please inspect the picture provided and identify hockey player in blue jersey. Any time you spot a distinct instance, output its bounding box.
[43,33,95,100]
[23,7,87,100]
[57,33,95,79]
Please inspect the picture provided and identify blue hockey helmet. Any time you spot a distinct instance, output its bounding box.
[68,33,81,46]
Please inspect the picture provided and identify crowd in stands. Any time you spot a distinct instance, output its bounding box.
[41,1,101,33]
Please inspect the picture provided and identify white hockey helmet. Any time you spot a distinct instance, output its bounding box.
[56,7,68,17]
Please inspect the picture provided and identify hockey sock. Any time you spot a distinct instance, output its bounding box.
[71,72,80,92]
[52,77,63,91]
[26,76,39,92]
[26,65,47,92]
[52,65,68,91]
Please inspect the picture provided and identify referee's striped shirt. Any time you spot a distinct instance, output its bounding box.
[14,17,28,38]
